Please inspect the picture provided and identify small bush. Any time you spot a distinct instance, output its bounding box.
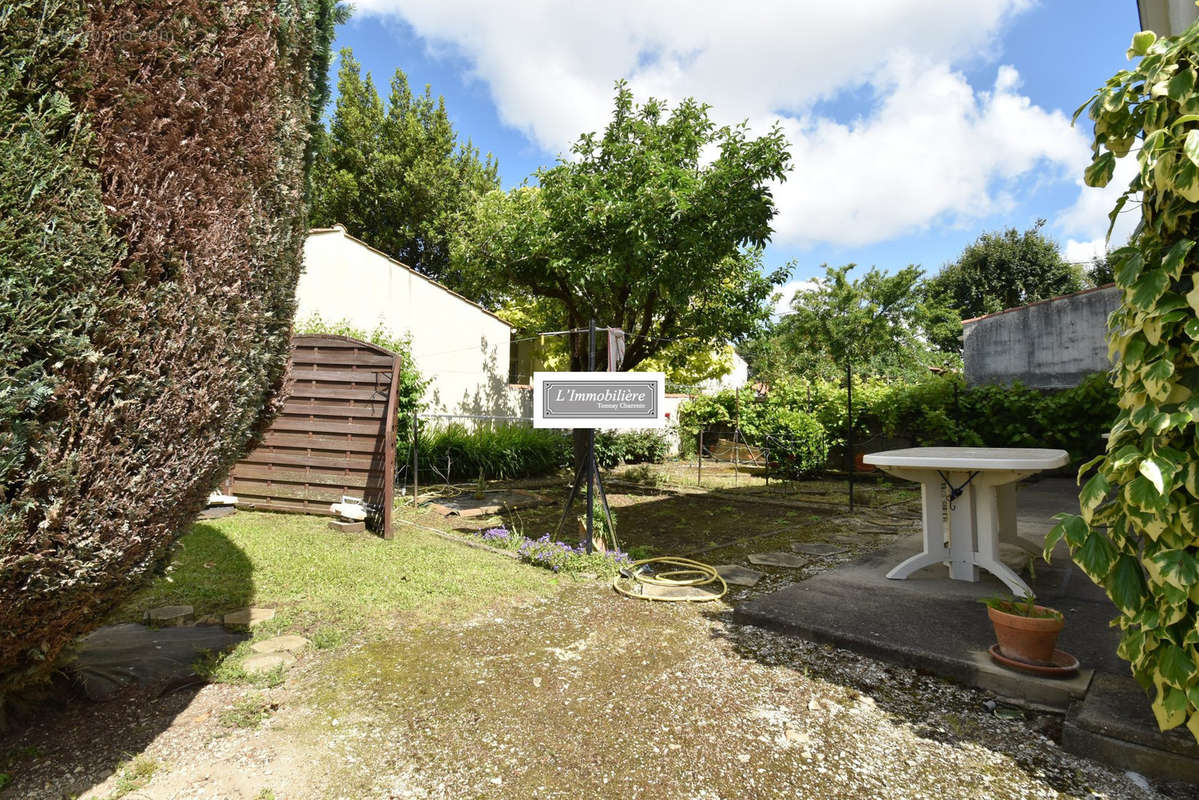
[594,429,671,468]
[759,409,828,479]
[622,464,665,487]
[416,424,568,482]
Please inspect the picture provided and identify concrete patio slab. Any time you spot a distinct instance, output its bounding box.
[1064,672,1199,784]
[736,479,1123,696]
[736,527,1115,709]
[734,477,1199,781]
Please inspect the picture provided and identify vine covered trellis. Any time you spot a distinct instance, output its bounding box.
[1048,26,1199,742]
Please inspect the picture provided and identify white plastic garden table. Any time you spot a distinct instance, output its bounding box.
[862,447,1069,597]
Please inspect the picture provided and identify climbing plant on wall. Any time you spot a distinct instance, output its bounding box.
[1046,27,1199,743]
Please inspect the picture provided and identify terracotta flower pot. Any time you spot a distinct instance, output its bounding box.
[987,603,1064,664]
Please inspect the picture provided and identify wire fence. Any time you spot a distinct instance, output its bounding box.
[392,409,876,513]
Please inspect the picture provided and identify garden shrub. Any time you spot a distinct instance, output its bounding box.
[676,372,1117,473]
[594,429,671,468]
[756,408,828,479]
[0,0,339,699]
[416,424,569,482]
[411,424,669,483]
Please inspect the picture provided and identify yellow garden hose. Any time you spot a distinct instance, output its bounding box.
[612,556,728,602]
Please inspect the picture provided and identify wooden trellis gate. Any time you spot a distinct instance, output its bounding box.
[226,334,401,537]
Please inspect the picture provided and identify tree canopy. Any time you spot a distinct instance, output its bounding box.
[311,50,498,281]
[745,264,959,383]
[453,82,792,371]
[925,220,1085,324]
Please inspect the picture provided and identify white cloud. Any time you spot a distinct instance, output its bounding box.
[1063,238,1107,264]
[351,0,1093,249]
[772,279,818,317]
[771,59,1089,247]
[1058,154,1141,254]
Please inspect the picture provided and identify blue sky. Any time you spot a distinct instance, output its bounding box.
[329,1,1141,308]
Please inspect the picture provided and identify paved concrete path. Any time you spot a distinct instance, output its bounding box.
[735,476,1199,783]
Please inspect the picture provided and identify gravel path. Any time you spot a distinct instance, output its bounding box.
[3,581,1182,800]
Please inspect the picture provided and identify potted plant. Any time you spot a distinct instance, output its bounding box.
[979,593,1064,664]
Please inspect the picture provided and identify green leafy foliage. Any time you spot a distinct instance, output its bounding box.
[747,263,960,383]
[453,81,791,373]
[675,386,828,478]
[679,372,1117,470]
[416,424,569,483]
[311,50,499,282]
[412,424,671,483]
[1,0,339,697]
[756,408,829,479]
[978,594,1063,620]
[1050,22,1199,742]
[593,429,672,469]
[924,220,1087,325]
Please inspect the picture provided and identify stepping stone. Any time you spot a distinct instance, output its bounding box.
[224,607,275,627]
[145,605,194,627]
[251,635,310,654]
[714,564,764,587]
[790,542,848,557]
[748,552,808,569]
[241,651,296,675]
[637,584,723,601]
[328,520,365,533]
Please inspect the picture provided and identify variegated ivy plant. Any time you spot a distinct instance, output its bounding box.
[1047,26,1199,743]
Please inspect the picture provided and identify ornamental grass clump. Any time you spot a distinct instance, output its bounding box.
[0,0,340,701]
[1047,24,1199,742]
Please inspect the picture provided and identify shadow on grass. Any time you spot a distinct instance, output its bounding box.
[0,521,253,799]
[108,521,255,621]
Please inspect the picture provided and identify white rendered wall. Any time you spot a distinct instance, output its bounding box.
[296,229,517,419]
[696,350,750,393]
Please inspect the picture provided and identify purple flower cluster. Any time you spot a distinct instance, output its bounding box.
[481,527,511,542]
[474,528,630,573]
[516,533,586,572]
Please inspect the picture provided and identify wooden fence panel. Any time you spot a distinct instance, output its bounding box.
[227,334,400,537]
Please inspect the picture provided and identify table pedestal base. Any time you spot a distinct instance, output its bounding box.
[880,468,1037,597]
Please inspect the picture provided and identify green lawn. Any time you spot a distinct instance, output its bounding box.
[110,511,555,639]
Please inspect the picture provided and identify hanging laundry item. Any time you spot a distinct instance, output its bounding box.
[607,328,626,371]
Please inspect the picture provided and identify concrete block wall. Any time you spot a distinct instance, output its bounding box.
[962,286,1119,389]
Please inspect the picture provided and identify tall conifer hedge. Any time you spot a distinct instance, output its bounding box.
[0,0,339,699]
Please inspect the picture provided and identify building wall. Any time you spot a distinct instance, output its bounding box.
[961,285,1119,389]
[696,351,749,392]
[295,228,518,418]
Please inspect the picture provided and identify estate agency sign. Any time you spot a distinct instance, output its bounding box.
[533,372,666,429]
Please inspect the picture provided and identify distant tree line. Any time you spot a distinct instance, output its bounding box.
[742,220,1105,385]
